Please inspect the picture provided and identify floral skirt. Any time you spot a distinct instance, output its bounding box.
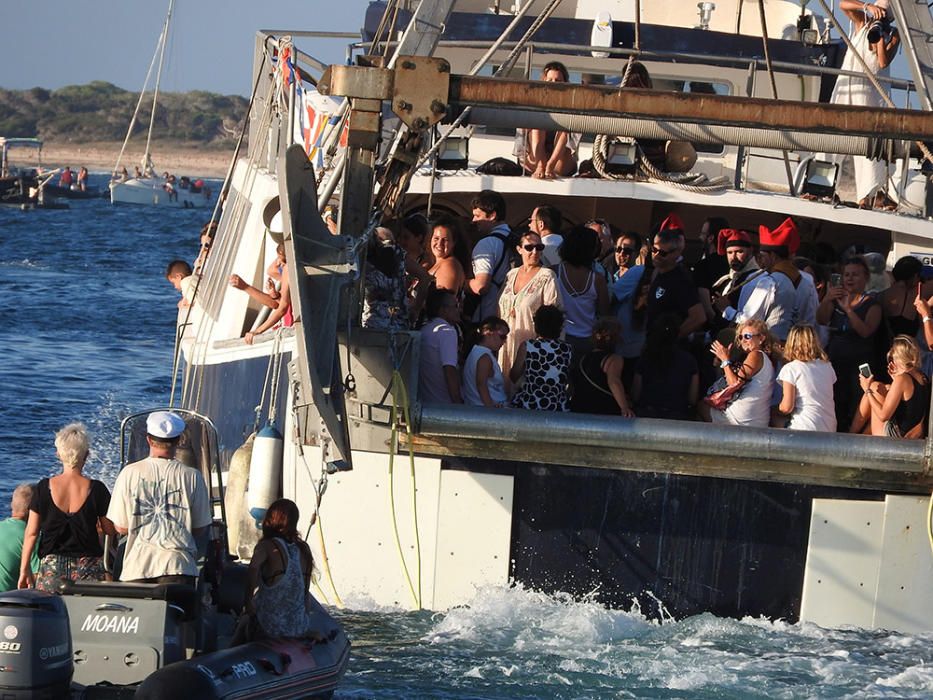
[35,554,106,593]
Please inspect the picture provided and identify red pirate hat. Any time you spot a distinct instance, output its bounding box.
[658,213,684,233]
[758,217,799,255]
[716,229,753,256]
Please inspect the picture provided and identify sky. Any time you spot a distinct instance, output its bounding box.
[2,0,373,96]
[1,2,921,98]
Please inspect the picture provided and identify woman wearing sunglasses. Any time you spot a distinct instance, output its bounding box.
[850,335,930,437]
[610,232,647,390]
[497,231,560,389]
[706,319,776,427]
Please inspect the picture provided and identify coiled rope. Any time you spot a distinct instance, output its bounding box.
[591,134,730,192]
[637,152,731,192]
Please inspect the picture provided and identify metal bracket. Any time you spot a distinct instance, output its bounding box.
[392,56,451,132]
[318,65,393,100]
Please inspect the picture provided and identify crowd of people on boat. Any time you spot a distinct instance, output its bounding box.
[352,188,930,438]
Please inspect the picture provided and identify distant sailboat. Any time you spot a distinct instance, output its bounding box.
[110,0,212,208]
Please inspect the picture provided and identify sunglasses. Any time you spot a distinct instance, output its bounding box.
[522,244,545,252]
[651,246,675,257]
[497,332,509,339]
[740,332,760,340]
[616,247,636,254]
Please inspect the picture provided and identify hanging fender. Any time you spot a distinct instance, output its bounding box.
[247,424,283,525]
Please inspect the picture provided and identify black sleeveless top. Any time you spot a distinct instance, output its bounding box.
[30,478,111,558]
[893,374,930,436]
[570,350,619,415]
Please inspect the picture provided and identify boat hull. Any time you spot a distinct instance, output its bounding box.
[110,177,212,208]
[184,351,902,622]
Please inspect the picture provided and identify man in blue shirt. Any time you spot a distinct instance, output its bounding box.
[0,484,39,591]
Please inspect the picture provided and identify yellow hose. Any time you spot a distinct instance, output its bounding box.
[927,491,933,558]
[314,506,342,608]
[395,370,423,608]
[388,371,422,609]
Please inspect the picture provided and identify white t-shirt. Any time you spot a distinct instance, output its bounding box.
[462,345,507,407]
[419,317,459,404]
[777,359,837,432]
[540,233,563,268]
[107,457,212,581]
[176,274,201,340]
[471,224,511,320]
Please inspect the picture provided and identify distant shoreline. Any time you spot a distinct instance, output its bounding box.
[8,140,233,179]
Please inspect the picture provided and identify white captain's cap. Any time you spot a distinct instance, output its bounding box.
[146,411,186,439]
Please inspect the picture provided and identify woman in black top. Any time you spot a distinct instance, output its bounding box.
[817,257,883,430]
[19,423,116,592]
[851,335,930,437]
[570,318,633,416]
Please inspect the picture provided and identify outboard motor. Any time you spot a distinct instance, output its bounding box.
[0,590,72,699]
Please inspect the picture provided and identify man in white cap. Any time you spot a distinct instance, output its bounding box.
[107,411,212,585]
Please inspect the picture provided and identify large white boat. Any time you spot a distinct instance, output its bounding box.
[176,0,933,631]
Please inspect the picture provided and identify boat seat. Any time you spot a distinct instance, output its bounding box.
[58,580,200,621]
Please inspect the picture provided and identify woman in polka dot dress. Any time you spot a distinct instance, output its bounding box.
[510,304,572,411]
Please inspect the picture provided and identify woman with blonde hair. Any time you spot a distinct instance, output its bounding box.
[851,335,930,437]
[776,325,837,431]
[707,318,775,427]
[19,423,115,592]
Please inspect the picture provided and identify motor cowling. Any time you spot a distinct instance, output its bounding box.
[0,590,72,699]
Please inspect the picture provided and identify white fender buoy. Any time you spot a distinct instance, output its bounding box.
[247,424,283,525]
[224,433,255,556]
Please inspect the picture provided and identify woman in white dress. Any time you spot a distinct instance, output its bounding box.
[830,1,900,209]
[708,319,776,428]
[776,325,838,431]
[498,231,560,389]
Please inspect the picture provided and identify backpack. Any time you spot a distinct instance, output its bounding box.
[462,227,518,322]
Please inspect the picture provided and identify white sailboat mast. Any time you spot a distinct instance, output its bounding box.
[143,0,176,175]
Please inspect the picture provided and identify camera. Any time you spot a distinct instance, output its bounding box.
[867,16,893,45]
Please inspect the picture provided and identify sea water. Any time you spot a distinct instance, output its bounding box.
[1,177,932,698]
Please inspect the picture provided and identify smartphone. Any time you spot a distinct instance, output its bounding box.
[831,273,842,287]
[858,363,872,378]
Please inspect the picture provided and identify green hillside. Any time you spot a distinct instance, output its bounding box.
[0,82,249,145]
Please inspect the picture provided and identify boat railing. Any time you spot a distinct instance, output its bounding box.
[257,28,918,96]
[351,38,918,96]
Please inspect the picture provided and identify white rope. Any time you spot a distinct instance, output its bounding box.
[638,154,731,192]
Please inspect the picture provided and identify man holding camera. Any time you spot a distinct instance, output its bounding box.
[831,1,900,210]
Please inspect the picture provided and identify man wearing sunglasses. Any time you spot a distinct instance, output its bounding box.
[646,227,705,339]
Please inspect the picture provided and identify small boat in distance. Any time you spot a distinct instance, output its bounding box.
[0,137,68,210]
[110,0,212,208]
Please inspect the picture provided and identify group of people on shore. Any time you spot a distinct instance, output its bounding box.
[362,188,929,438]
[1,412,322,643]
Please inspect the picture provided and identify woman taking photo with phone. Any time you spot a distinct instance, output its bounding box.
[817,257,883,431]
[850,335,929,437]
